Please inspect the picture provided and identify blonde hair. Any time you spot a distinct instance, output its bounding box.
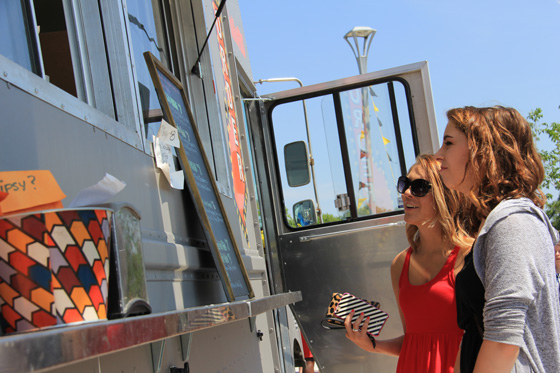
[405,154,472,253]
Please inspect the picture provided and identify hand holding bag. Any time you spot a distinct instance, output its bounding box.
[321,292,388,337]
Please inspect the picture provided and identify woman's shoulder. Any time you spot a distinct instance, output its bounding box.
[391,247,410,274]
[488,198,541,223]
[392,247,410,264]
[390,247,410,287]
[483,198,552,238]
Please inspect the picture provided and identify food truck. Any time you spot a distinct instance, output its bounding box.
[0,0,439,372]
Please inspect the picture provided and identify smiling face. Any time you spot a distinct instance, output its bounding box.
[435,122,475,195]
[402,164,437,227]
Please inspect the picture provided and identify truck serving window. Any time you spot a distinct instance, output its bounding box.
[0,0,178,149]
[1,0,115,115]
[271,79,417,228]
[0,1,41,75]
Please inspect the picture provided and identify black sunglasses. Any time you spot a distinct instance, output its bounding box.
[397,176,432,197]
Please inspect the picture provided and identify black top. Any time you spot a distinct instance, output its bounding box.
[455,250,485,373]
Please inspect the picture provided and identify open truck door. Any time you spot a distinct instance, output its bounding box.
[245,61,440,372]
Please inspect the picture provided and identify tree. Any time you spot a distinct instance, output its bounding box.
[321,212,343,223]
[528,108,560,230]
[285,208,296,226]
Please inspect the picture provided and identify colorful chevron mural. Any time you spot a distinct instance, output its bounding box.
[0,209,112,334]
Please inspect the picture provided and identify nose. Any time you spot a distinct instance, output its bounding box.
[402,185,414,198]
[434,146,444,162]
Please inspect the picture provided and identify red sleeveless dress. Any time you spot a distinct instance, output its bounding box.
[396,246,463,373]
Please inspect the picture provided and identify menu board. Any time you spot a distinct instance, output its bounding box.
[144,52,253,301]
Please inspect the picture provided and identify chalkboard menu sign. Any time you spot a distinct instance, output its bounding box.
[144,52,253,301]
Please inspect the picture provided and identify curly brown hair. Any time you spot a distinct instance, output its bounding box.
[446,106,546,224]
[406,154,472,253]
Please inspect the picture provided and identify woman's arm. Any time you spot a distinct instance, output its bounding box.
[475,212,541,370]
[473,340,519,372]
[390,249,408,335]
[454,342,461,372]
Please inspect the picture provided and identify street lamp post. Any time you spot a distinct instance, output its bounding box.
[343,26,376,215]
[343,26,376,75]
[254,78,322,223]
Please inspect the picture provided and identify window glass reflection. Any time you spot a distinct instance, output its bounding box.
[127,0,170,138]
[340,83,403,216]
[272,95,347,227]
[0,0,39,74]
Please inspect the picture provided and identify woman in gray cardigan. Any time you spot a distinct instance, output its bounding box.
[435,106,560,372]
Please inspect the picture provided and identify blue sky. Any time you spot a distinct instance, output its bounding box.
[238,0,560,145]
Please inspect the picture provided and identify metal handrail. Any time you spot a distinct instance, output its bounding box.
[299,220,405,242]
[0,292,301,373]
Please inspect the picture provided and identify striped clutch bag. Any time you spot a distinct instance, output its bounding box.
[333,292,389,337]
[322,292,380,329]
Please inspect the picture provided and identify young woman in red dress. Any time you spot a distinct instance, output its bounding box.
[345,154,473,372]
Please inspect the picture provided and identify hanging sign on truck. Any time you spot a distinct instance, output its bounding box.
[144,51,253,301]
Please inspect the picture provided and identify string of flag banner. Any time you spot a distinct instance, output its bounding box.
[353,87,397,213]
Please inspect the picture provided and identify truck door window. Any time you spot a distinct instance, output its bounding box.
[271,79,417,228]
